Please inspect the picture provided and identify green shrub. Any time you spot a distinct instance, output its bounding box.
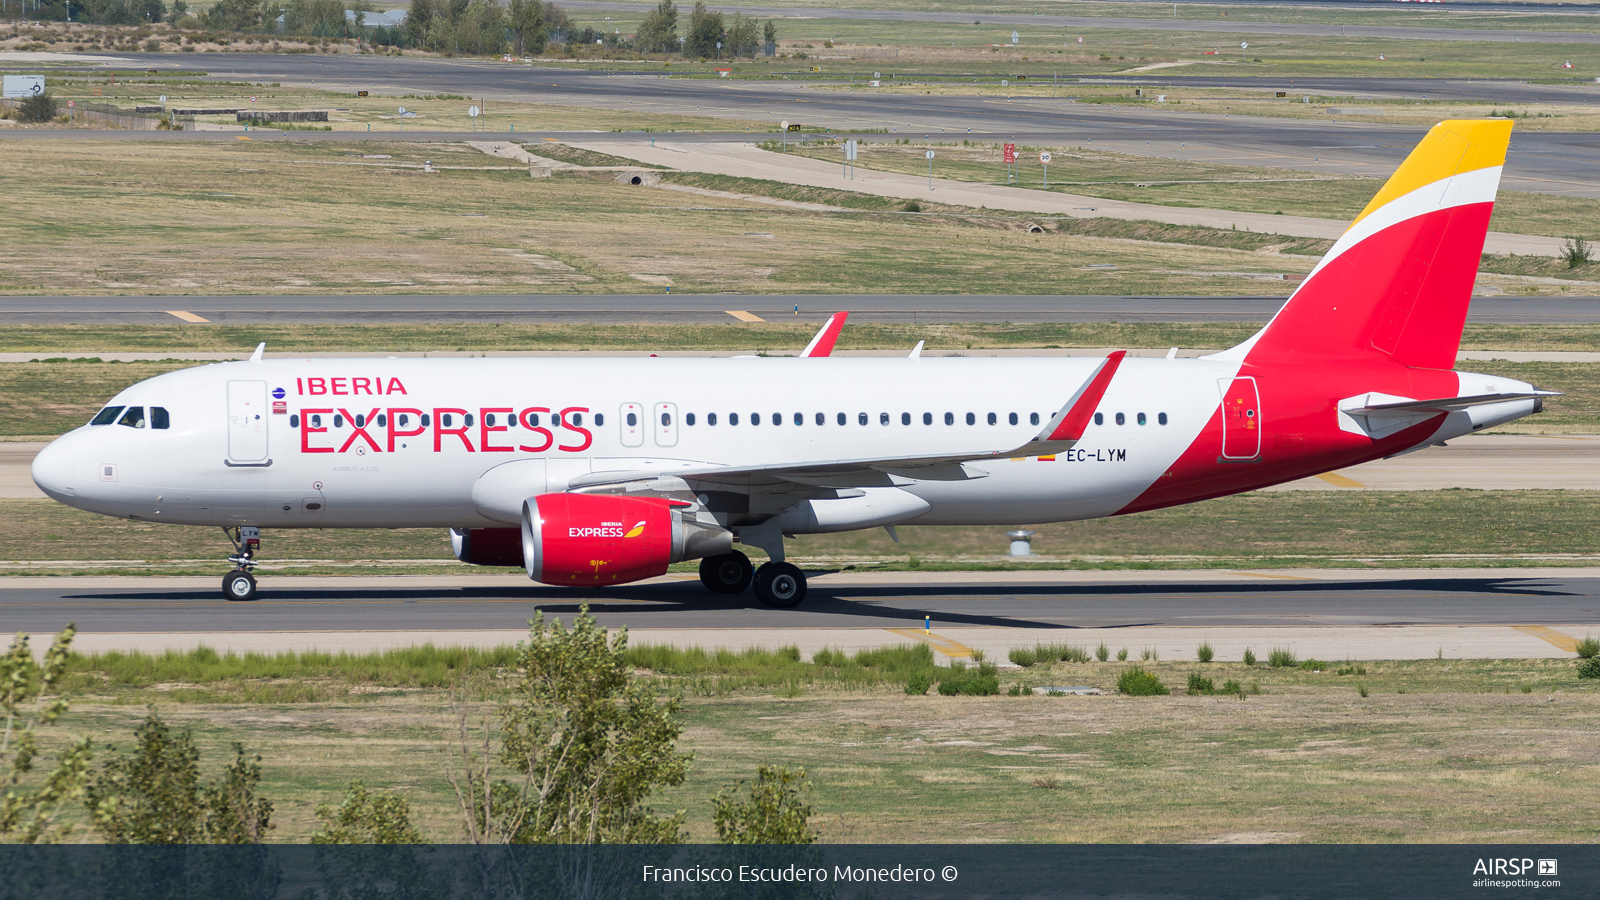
[1242,648,1256,666]
[16,92,59,123]
[1298,658,1325,672]
[1357,683,1369,698]
[1196,643,1214,663]
[1008,648,1037,668]
[1336,663,1367,676]
[1576,636,1599,659]
[1116,667,1169,696]
[1221,679,1243,696]
[1095,643,1109,662]
[1006,683,1027,696]
[903,200,922,212]
[1062,646,1092,664]
[959,676,1000,696]
[905,673,931,695]
[1268,647,1297,668]
[1116,648,1128,662]
[969,649,985,663]
[937,662,1000,696]
[1186,672,1214,695]
[1578,657,1600,679]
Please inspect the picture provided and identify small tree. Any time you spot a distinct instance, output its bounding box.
[312,780,421,843]
[684,1,723,58]
[16,93,59,124]
[1562,236,1593,269]
[712,765,817,844]
[86,708,273,843]
[635,0,679,54]
[448,606,692,845]
[726,12,758,58]
[1,626,93,844]
[507,0,548,56]
[762,19,777,46]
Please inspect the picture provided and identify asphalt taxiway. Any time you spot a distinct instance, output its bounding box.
[8,569,1598,661]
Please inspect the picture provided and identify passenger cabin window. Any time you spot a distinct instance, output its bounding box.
[730,413,740,426]
[595,413,604,426]
[837,412,846,426]
[661,412,671,426]
[815,412,825,426]
[771,412,781,426]
[439,414,451,428]
[1115,412,1126,425]
[1008,412,1018,426]
[944,412,954,426]
[421,414,431,427]
[290,414,300,428]
[1137,412,1147,425]
[334,414,345,428]
[687,412,697,426]
[1094,412,1104,426]
[751,413,761,426]
[923,413,933,425]
[482,413,493,427]
[151,407,170,430]
[794,412,803,426]
[118,407,146,429]
[627,412,638,427]
[965,412,976,426]
[708,412,718,426]
[91,406,124,426]
[858,412,868,426]
[1030,412,1040,426]
[1158,412,1168,425]
[987,412,997,426]
[398,413,411,427]
[377,414,387,427]
[311,414,323,428]
[901,412,911,426]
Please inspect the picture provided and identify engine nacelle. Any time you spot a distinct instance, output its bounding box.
[521,493,733,587]
[450,527,525,567]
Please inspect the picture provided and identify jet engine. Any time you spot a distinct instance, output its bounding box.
[450,527,525,567]
[521,493,732,586]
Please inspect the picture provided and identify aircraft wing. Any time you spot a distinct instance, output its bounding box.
[568,351,1126,492]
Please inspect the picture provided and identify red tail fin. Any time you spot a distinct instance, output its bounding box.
[1225,120,1513,369]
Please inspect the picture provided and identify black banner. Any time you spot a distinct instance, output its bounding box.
[0,844,1590,899]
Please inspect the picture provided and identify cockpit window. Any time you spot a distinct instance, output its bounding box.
[151,407,170,430]
[90,406,125,426]
[117,407,146,429]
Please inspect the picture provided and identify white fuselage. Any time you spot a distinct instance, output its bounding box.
[30,355,1535,535]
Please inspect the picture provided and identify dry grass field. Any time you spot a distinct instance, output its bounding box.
[28,651,1600,843]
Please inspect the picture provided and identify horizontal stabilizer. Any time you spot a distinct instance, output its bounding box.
[1347,391,1559,414]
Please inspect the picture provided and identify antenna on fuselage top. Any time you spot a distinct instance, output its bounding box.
[248,342,266,363]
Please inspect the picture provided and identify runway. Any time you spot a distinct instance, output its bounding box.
[3,293,1597,324]
[12,52,1600,198]
[8,569,1598,661]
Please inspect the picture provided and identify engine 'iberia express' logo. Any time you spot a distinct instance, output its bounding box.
[625,520,647,539]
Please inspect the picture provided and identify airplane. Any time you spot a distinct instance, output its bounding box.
[32,119,1555,606]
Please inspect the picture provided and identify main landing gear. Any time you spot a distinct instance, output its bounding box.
[697,550,807,608]
[222,525,260,602]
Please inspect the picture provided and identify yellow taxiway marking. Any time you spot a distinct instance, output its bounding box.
[726,310,764,323]
[887,627,975,659]
[1315,471,1366,488]
[1513,625,1579,652]
[165,310,210,323]
[541,137,560,142]
[235,136,252,141]
[1233,571,1318,580]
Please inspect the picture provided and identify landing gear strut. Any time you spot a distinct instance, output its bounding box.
[222,525,260,602]
[753,561,806,608]
[699,550,754,594]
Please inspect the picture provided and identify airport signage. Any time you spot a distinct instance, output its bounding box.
[1039,151,1052,164]
[2,75,44,99]
[1003,143,1016,164]
[787,123,801,132]
[357,90,369,97]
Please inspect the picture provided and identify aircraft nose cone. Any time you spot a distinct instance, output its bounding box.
[31,435,77,501]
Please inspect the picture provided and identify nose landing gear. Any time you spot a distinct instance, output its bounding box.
[222,525,261,602]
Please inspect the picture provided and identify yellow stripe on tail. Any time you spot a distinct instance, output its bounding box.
[1349,119,1512,231]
